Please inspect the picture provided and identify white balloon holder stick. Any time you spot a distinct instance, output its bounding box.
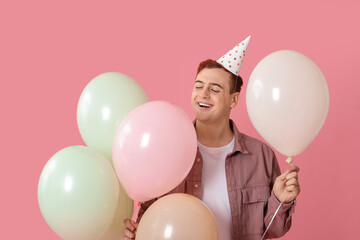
[261,157,293,240]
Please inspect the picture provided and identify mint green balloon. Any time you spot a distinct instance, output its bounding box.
[38,146,119,240]
[77,72,149,164]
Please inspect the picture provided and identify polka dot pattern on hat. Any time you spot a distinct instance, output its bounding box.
[216,35,251,76]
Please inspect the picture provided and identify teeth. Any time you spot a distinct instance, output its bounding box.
[199,103,211,108]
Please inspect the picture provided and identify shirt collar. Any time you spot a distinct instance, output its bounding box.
[229,119,249,155]
[193,119,249,155]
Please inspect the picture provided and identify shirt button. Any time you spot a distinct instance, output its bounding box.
[195,184,198,188]
[197,158,200,162]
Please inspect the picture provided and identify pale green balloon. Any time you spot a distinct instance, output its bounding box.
[38,146,119,240]
[77,72,149,164]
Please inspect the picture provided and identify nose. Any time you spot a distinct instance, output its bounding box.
[199,87,210,99]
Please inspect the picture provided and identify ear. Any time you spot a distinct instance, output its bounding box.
[230,92,239,108]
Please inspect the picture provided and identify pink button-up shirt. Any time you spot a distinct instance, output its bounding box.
[137,120,296,240]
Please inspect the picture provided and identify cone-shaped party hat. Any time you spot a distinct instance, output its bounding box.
[217,35,251,76]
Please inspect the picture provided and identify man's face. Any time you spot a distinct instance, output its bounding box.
[191,68,238,124]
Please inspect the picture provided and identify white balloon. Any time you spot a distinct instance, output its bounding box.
[246,50,329,157]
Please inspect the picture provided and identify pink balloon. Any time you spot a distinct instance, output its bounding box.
[113,101,197,202]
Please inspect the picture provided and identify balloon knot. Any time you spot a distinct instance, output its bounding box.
[286,156,293,166]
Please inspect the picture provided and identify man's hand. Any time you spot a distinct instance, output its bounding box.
[273,165,300,203]
[122,219,139,240]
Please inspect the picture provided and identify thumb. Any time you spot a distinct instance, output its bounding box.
[278,169,290,180]
[132,220,139,229]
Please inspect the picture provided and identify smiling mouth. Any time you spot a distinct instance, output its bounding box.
[198,102,213,108]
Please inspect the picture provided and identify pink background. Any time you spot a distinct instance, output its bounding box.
[1,0,359,239]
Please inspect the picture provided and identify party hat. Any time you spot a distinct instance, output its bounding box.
[217,35,251,76]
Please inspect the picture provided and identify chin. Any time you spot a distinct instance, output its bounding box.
[194,114,211,123]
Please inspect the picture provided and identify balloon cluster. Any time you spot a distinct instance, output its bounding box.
[38,72,148,240]
[38,72,211,240]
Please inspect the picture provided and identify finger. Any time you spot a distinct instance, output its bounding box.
[286,185,300,196]
[286,185,296,192]
[131,220,139,229]
[278,169,290,180]
[133,221,139,229]
[285,171,298,181]
[124,219,135,231]
[289,165,300,173]
[286,178,298,186]
[123,228,135,238]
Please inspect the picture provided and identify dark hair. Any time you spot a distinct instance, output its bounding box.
[196,59,243,93]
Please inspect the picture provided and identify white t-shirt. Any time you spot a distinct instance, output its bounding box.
[198,137,235,240]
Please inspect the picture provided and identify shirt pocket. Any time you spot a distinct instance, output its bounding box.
[241,185,271,236]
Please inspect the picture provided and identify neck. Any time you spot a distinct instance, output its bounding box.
[195,118,234,147]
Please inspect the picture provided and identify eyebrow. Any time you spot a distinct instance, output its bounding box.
[195,80,223,89]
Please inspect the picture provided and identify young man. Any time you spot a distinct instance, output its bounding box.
[123,36,300,240]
